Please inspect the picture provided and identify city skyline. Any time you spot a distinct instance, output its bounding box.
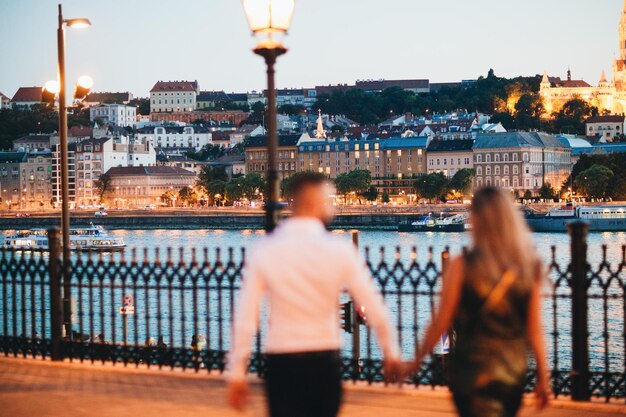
[0,0,622,98]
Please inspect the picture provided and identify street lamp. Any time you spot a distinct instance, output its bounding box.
[242,0,295,232]
[54,3,91,339]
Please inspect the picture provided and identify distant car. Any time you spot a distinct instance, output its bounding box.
[142,204,156,210]
[16,213,31,218]
[94,210,108,216]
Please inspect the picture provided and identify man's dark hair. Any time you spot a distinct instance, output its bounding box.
[284,171,327,199]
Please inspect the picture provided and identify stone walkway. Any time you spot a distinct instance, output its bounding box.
[0,358,624,417]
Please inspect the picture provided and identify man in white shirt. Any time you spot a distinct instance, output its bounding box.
[227,172,401,417]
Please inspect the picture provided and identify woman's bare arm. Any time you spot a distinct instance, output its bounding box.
[528,270,550,409]
[412,255,465,366]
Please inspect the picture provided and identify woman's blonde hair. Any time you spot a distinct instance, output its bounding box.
[469,186,540,286]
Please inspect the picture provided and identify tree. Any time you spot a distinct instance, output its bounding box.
[205,180,226,205]
[414,172,449,203]
[197,166,229,193]
[242,172,266,201]
[523,190,533,200]
[245,101,266,125]
[360,186,378,202]
[93,173,112,203]
[381,191,390,204]
[278,104,305,115]
[552,98,598,135]
[539,183,556,200]
[178,187,198,206]
[449,169,475,196]
[334,170,372,204]
[160,190,176,207]
[225,177,245,202]
[575,164,614,199]
[188,144,227,161]
[514,92,544,130]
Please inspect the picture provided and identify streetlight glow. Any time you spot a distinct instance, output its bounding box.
[44,80,61,94]
[76,75,94,89]
[242,0,295,34]
[65,18,91,29]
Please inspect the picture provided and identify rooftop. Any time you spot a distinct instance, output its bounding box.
[106,166,196,176]
[85,92,132,103]
[427,139,474,152]
[0,152,27,163]
[11,87,42,103]
[150,81,198,93]
[586,115,625,123]
[13,135,52,144]
[245,134,301,148]
[474,132,568,149]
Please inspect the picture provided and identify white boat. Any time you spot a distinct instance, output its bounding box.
[525,204,626,232]
[2,223,126,252]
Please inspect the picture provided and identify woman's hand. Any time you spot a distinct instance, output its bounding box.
[227,379,249,412]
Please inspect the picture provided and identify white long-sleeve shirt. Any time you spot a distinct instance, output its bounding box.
[227,217,400,381]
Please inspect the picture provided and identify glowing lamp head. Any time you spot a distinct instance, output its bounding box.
[65,18,91,29]
[44,80,60,94]
[42,80,60,103]
[242,0,294,33]
[243,0,294,50]
[77,75,94,89]
[74,75,94,100]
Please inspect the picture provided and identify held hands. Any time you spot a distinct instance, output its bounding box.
[227,379,249,412]
[382,357,404,383]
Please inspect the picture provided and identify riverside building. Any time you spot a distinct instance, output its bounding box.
[472,132,571,194]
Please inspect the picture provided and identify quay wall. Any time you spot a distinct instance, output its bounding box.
[0,213,419,230]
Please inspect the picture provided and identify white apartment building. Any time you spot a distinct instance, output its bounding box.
[89,104,137,127]
[585,115,626,142]
[75,136,156,206]
[135,125,212,151]
[150,80,199,113]
[472,132,571,193]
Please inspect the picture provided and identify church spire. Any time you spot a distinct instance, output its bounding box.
[315,109,326,139]
[600,69,607,83]
[541,70,550,85]
[567,66,572,81]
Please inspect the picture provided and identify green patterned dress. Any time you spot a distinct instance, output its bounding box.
[448,251,532,417]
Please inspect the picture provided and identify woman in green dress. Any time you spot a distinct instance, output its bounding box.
[407,186,550,417]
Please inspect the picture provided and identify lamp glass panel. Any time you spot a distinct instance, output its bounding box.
[242,0,294,32]
[268,0,294,31]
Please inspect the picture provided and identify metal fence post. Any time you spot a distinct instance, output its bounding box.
[48,228,63,361]
[569,221,590,401]
[351,231,361,381]
[441,248,451,363]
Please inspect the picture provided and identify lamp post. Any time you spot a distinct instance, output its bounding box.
[242,0,295,232]
[55,3,91,338]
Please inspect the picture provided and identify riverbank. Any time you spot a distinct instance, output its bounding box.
[0,212,423,230]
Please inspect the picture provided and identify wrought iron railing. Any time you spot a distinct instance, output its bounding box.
[0,224,624,402]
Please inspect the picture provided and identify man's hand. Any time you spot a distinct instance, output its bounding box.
[227,379,249,412]
[383,358,403,383]
[534,374,550,411]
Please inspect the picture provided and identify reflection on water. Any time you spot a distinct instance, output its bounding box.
[107,228,624,267]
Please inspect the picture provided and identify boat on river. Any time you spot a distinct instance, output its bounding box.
[398,212,468,232]
[2,223,126,251]
[524,204,626,232]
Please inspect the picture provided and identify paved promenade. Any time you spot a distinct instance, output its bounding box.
[1,358,624,417]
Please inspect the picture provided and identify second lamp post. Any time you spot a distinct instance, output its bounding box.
[242,0,295,232]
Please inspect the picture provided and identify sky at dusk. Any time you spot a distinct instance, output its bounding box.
[0,0,622,98]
